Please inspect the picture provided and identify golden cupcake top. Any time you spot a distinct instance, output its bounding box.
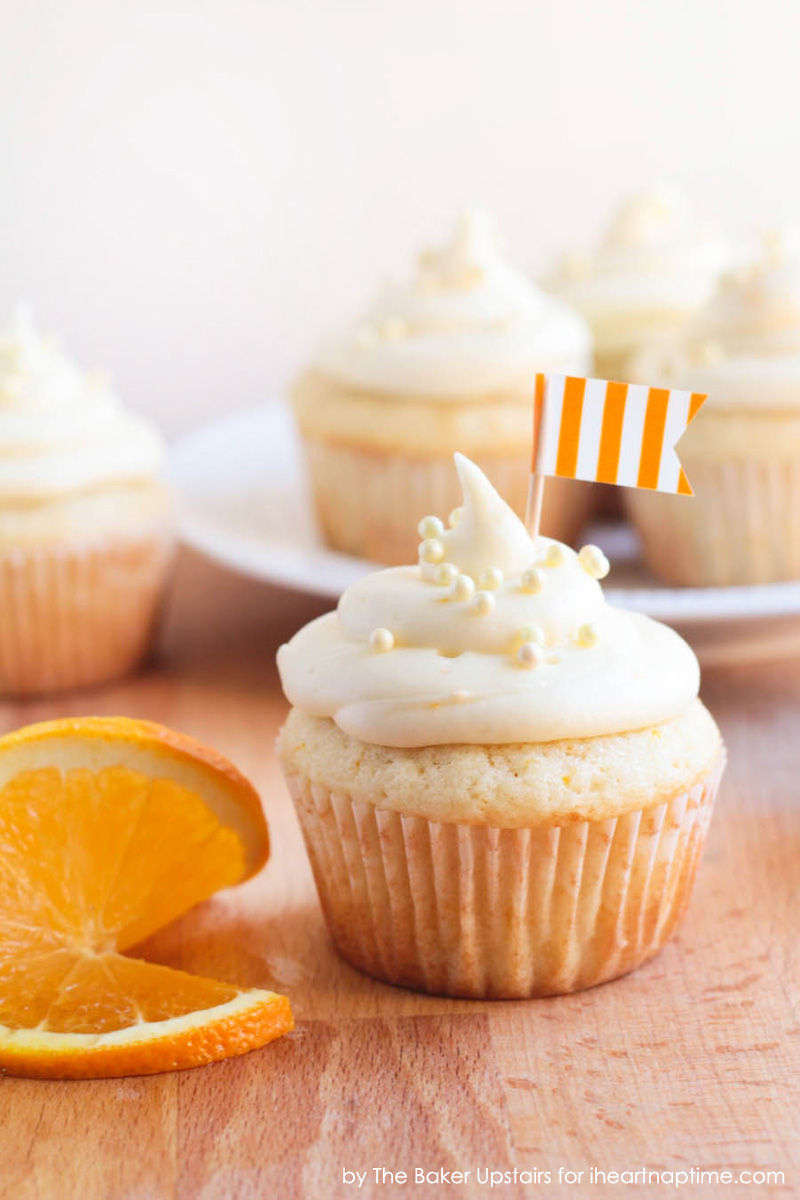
[277,455,699,747]
[0,304,165,502]
[311,208,591,399]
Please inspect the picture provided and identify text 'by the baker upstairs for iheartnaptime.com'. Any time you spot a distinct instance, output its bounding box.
[341,1166,787,1189]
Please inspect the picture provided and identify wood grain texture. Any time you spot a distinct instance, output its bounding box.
[1,549,798,1200]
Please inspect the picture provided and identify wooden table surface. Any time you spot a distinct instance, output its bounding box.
[2,550,799,1200]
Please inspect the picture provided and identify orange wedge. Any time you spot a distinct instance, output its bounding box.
[0,717,293,1079]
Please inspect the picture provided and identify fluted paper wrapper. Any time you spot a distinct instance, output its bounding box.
[626,457,800,586]
[0,532,173,696]
[285,758,723,998]
[303,438,594,564]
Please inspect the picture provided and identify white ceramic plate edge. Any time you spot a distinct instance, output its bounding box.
[171,401,800,625]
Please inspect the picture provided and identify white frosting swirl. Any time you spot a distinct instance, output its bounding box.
[632,227,800,408]
[313,208,591,398]
[0,305,165,501]
[278,455,699,747]
[547,186,731,323]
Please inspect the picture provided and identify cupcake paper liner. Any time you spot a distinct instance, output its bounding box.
[0,531,173,696]
[284,755,724,999]
[626,456,800,586]
[302,437,594,564]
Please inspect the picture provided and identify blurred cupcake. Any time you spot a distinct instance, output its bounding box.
[277,455,724,998]
[0,305,173,694]
[626,228,800,586]
[292,208,593,563]
[546,186,731,383]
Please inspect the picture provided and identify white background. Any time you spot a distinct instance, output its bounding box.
[0,0,797,433]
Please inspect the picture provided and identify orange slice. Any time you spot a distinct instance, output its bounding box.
[0,717,293,1079]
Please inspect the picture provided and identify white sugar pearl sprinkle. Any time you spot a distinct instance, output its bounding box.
[478,567,503,590]
[434,562,458,587]
[520,567,545,593]
[470,590,495,616]
[517,641,545,669]
[578,544,610,580]
[518,625,545,647]
[369,628,395,653]
[451,574,475,603]
[577,622,599,648]
[448,507,463,528]
[419,538,445,564]
[418,514,444,539]
[381,317,407,340]
[545,543,567,567]
[354,325,377,348]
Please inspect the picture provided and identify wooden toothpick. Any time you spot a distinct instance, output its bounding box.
[525,373,548,541]
[525,472,546,542]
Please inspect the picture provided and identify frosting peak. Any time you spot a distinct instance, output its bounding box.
[0,305,165,502]
[0,303,87,411]
[428,453,535,579]
[603,186,694,256]
[278,457,699,747]
[419,207,499,288]
[313,207,591,398]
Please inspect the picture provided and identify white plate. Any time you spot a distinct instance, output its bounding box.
[171,402,800,635]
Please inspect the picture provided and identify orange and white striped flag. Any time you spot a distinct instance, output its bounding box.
[532,374,706,495]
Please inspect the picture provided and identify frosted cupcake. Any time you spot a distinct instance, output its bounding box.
[277,456,724,998]
[293,208,593,563]
[626,228,800,586]
[0,305,173,694]
[546,187,731,383]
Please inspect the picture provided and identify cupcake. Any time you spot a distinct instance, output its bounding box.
[626,228,800,586]
[277,455,724,998]
[546,186,731,383]
[292,208,593,564]
[0,305,174,694]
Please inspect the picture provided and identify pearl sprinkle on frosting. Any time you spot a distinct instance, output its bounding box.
[520,567,545,594]
[517,642,545,669]
[545,544,567,567]
[380,317,407,341]
[419,538,445,564]
[517,625,545,647]
[354,325,378,349]
[470,590,495,616]
[578,544,610,580]
[369,628,395,653]
[434,562,458,587]
[478,567,503,590]
[451,574,475,603]
[418,515,444,539]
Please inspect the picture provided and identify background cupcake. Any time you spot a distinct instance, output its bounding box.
[0,305,174,694]
[546,186,732,383]
[277,455,724,999]
[292,208,593,564]
[626,228,800,586]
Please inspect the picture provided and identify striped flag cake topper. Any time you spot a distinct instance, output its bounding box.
[532,374,706,496]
